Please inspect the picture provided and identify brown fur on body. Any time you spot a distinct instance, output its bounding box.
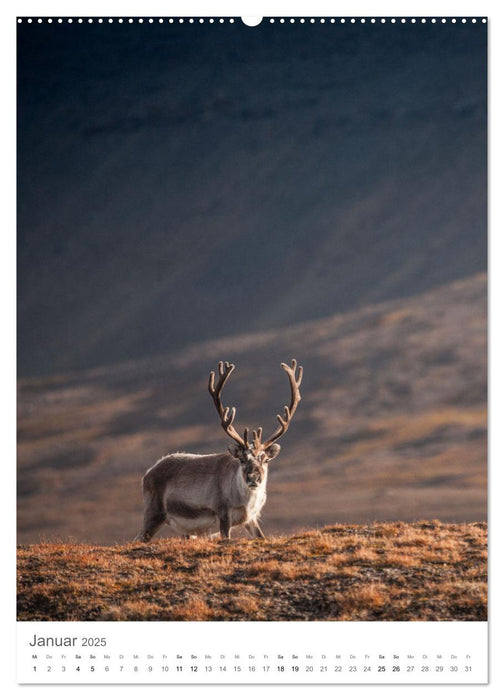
[136,450,272,541]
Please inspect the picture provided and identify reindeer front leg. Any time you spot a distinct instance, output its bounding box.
[218,507,232,540]
[245,520,265,539]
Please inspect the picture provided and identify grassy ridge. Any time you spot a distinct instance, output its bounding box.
[17,521,486,622]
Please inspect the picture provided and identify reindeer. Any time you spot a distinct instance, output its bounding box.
[135,359,302,541]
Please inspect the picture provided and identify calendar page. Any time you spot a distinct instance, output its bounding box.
[15,1,489,689]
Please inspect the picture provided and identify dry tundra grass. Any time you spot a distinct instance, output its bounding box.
[17,521,486,622]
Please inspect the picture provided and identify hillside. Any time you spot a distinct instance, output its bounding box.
[17,273,486,544]
[17,20,486,376]
[17,522,487,622]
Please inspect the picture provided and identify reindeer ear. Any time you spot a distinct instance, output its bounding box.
[228,444,242,458]
[265,444,281,460]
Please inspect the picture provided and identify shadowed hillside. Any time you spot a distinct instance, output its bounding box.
[17,20,486,376]
[17,522,487,621]
[17,273,486,544]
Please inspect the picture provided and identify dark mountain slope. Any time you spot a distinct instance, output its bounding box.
[17,20,486,375]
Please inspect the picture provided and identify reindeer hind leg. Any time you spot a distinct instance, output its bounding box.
[135,495,166,543]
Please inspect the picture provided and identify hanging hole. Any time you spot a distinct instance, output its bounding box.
[241,16,263,27]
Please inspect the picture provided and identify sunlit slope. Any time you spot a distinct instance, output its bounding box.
[17,274,486,544]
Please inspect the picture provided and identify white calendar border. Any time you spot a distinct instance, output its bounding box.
[4,0,502,697]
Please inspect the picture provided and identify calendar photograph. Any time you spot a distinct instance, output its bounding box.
[16,11,487,667]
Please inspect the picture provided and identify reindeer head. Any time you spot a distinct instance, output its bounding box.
[228,431,282,489]
[208,359,303,489]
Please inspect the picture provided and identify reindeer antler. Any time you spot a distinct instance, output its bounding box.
[208,362,249,448]
[261,359,303,448]
[209,360,302,451]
